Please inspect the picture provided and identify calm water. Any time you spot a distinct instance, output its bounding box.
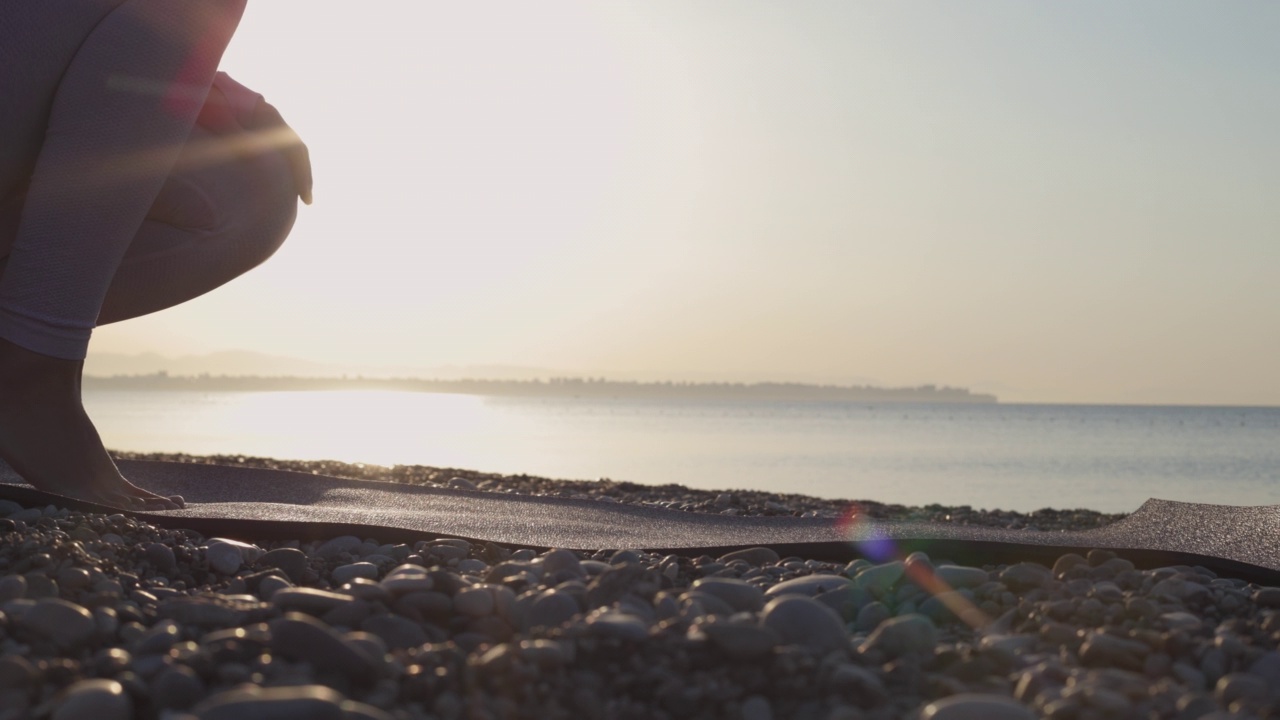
[81,390,1280,513]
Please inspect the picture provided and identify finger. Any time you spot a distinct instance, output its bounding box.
[253,103,312,204]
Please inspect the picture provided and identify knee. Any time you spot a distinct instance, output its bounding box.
[241,147,296,257]
[231,149,298,270]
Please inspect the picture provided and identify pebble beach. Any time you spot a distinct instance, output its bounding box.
[2,453,1278,719]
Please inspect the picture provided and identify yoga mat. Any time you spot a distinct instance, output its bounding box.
[2,460,1278,584]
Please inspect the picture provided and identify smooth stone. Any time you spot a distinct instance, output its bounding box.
[315,535,363,560]
[0,575,26,602]
[381,574,434,595]
[258,575,293,599]
[764,574,850,598]
[1248,651,1280,685]
[56,567,91,591]
[701,622,779,660]
[454,587,495,617]
[760,595,848,654]
[934,565,989,589]
[1161,611,1202,631]
[854,601,891,632]
[0,499,24,515]
[159,596,263,627]
[8,508,41,523]
[208,537,263,562]
[1254,587,1280,608]
[272,588,358,615]
[361,614,427,650]
[457,558,489,574]
[741,695,773,720]
[340,700,397,720]
[541,549,584,577]
[205,543,242,575]
[691,577,765,612]
[52,679,133,720]
[853,561,905,593]
[861,613,938,658]
[259,548,309,582]
[150,665,205,710]
[0,656,38,690]
[586,611,649,641]
[1216,673,1268,706]
[269,613,382,683]
[1150,577,1210,603]
[144,543,177,572]
[193,685,346,720]
[919,693,1035,720]
[998,563,1052,591]
[20,598,95,650]
[529,589,579,629]
[719,547,780,567]
[1079,632,1149,671]
[332,562,378,585]
[681,590,736,618]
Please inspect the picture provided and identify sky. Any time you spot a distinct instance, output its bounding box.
[89,1,1280,406]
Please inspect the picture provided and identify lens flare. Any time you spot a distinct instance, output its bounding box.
[838,503,992,631]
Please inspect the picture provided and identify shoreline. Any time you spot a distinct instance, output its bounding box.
[1,453,1275,719]
[110,451,1128,532]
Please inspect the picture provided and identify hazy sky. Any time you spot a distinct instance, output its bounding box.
[89,1,1279,405]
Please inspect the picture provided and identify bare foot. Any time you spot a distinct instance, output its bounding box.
[0,338,180,510]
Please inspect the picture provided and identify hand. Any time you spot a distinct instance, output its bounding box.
[249,100,313,205]
[196,80,313,205]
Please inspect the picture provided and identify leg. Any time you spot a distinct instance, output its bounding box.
[0,0,246,508]
[99,125,298,325]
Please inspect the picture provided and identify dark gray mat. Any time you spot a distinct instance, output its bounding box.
[2,460,1278,583]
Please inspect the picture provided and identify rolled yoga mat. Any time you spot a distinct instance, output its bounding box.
[2,460,1278,584]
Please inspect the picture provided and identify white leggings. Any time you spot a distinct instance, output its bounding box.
[0,0,297,360]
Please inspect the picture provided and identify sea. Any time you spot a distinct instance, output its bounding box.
[81,389,1280,514]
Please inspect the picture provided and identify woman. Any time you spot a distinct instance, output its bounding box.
[0,1,311,509]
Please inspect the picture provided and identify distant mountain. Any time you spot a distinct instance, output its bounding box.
[83,350,561,381]
[82,374,999,404]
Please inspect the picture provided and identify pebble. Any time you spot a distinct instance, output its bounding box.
[934,564,989,589]
[454,587,495,617]
[332,562,378,585]
[19,598,95,650]
[151,665,205,710]
[259,547,309,582]
[998,562,1051,591]
[853,560,905,593]
[861,613,938,659]
[1079,632,1150,671]
[690,577,764,612]
[205,542,243,575]
[855,601,892,632]
[586,610,649,641]
[193,685,347,720]
[763,574,850,598]
[52,679,133,720]
[0,468,1271,720]
[700,621,778,660]
[529,589,580,628]
[541,548,584,577]
[0,575,26,601]
[315,535,363,560]
[760,595,848,654]
[919,693,1036,720]
[272,587,359,615]
[144,543,177,572]
[719,547,780,566]
[269,614,383,683]
[741,694,774,720]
